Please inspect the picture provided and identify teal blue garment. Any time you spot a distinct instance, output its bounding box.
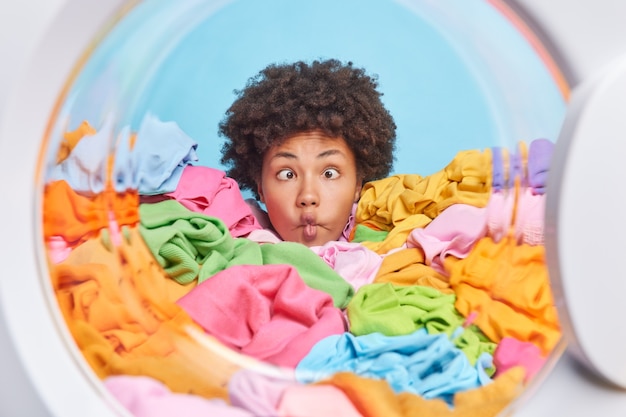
[261,241,354,309]
[295,329,494,405]
[139,200,353,307]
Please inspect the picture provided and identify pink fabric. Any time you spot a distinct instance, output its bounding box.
[310,241,382,292]
[228,369,296,416]
[245,228,283,244]
[338,203,357,242]
[176,264,346,368]
[493,337,546,383]
[406,204,488,275]
[277,384,364,417]
[164,165,262,237]
[514,188,546,246]
[103,375,253,417]
[46,236,73,263]
[485,191,515,243]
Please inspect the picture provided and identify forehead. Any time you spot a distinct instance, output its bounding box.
[269,131,353,156]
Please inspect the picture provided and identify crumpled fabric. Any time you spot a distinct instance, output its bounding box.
[138,200,246,284]
[493,337,547,383]
[113,113,199,194]
[318,368,525,417]
[161,165,261,238]
[406,204,488,275]
[139,199,354,307]
[373,247,452,292]
[51,226,230,400]
[43,179,139,246]
[449,235,560,354]
[48,114,199,196]
[104,375,253,417]
[47,117,114,195]
[177,264,346,368]
[310,241,382,292]
[346,283,496,366]
[355,149,492,254]
[295,329,493,405]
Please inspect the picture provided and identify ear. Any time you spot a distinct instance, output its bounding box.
[353,179,363,203]
[257,181,265,204]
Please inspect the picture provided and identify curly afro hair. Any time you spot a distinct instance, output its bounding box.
[219,59,397,198]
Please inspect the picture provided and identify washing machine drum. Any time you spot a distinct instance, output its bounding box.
[1,1,623,416]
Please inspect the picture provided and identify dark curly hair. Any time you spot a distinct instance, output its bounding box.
[218,59,397,198]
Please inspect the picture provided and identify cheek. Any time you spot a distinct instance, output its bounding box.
[264,198,291,229]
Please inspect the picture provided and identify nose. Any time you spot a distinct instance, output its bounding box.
[298,177,319,207]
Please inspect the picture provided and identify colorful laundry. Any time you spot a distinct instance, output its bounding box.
[346,282,496,365]
[44,119,561,417]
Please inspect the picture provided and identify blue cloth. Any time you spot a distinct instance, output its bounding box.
[49,114,198,195]
[295,329,493,404]
[114,113,199,194]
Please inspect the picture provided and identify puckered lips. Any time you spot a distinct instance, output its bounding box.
[300,212,318,242]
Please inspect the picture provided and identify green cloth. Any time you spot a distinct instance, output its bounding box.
[139,200,353,307]
[139,200,240,284]
[346,282,496,367]
[350,224,388,243]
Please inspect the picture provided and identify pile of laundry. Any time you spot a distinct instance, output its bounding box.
[43,114,560,417]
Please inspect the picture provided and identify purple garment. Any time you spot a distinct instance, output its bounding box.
[491,146,505,191]
[527,138,554,195]
[508,146,525,189]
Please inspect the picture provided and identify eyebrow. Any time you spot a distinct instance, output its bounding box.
[271,149,346,160]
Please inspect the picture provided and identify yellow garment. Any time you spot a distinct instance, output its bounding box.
[320,367,525,417]
[50,226,235,399]
[355,149,492,253]
[448,235,561,355]
[374,248,452,293]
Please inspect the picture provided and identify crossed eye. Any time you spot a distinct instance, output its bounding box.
[277,168,340,180]
[277,169,295,180]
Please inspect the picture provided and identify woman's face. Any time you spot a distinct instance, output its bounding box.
[257,131,362,247]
